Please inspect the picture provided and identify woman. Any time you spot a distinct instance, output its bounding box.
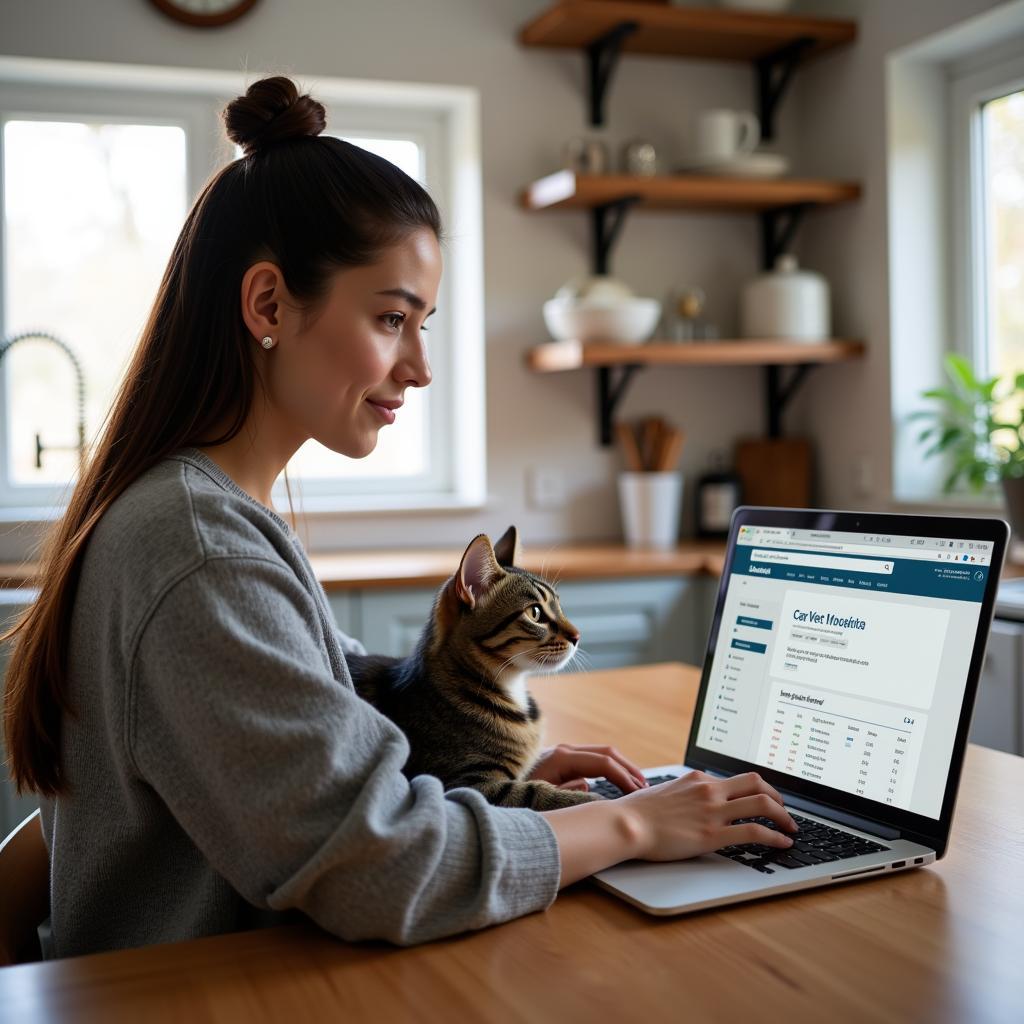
[2,76,794,959]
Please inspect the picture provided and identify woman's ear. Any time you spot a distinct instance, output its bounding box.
[455,534,502,609]
[240,260,289,344]
[493,525,521,568]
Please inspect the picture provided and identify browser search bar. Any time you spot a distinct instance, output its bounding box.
[750,549,894,575]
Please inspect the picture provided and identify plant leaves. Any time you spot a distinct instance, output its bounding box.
[945,353,979,395]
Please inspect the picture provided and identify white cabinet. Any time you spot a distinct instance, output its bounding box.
[347,576,717,669]
[970,619,1024,755]
[0,590,43,841]
[355,588,437,657]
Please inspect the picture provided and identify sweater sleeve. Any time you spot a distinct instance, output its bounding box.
[127,555,561,945]
[333,627,367,657]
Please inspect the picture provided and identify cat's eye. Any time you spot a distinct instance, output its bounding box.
[526,605,543,622]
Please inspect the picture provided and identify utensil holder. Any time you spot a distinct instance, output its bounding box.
[618,471,683,549]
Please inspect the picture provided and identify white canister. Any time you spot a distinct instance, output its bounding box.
[618,471,683,550]
[740,254,831,341]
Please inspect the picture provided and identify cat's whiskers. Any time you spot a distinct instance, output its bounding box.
[539,545,564,587]
[567,646,594,673]
[491,646,549,712]
[491,651,548,700]
[493,646,543,682]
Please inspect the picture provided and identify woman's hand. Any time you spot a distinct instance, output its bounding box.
[619,770,797,862]
[542,769,797,888]
[527,743,648,794]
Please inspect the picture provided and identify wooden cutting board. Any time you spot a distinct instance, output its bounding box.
[734,437,813,508]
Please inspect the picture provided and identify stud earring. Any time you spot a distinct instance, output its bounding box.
[260,336,275,350]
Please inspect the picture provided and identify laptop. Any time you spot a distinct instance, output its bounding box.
[589,506,1009,916]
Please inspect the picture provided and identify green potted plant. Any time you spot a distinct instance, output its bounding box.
[915,353,1024,532]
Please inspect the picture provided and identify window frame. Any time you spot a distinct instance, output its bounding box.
[886,13,1024,509]
[950,49,1024,382]
[0,56,486,519]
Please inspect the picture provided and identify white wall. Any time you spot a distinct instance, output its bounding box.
[0,0,785,557]
[0,0,1011,560]
[789,0,1010,511]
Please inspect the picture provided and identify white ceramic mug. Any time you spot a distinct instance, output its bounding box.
[694,109,760,162]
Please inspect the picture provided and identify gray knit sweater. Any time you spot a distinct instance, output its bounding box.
[38,448,560,959]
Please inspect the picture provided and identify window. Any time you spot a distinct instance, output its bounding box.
[0,58,484,517]
[887,19,1024,505]
[952,51,1024,385]
[1,118,189,497]
[976,88,1024,381]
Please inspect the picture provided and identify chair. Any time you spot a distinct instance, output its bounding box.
[0,809,49,966]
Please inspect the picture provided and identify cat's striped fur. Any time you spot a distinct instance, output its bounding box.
[347,527,600,810]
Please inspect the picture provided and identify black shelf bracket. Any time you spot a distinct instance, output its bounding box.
[587,22,640,126]
[760,200,815,437]
[760,203,809,270]
[755,37,815,141]
[592,196,641,275]
[598,364,641,445]
[765,363,815,438]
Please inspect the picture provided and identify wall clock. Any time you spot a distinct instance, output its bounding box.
[148,0,260,28]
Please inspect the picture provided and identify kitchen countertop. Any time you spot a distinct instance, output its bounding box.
[5,540,1020,593]
[0,540,729,592]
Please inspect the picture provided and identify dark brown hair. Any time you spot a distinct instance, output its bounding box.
[2,75,443,796]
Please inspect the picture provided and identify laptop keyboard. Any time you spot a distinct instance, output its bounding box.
[590,775,677,798]
[720,815,889,873]
[589,779,889,872]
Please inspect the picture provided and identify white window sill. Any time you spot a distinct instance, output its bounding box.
[889,490,1006,515]
[0,492,490,526]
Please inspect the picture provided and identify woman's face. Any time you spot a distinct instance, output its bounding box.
[245,227,442,460]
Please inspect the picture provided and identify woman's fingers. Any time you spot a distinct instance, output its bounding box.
[723,821,795,849]
[570,744,648,787]
[722,793,797,833]
[585,753,643,792]
[717,770,785,806]
[557,777,590,792]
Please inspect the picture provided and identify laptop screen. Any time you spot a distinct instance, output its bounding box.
[693,522,995,820]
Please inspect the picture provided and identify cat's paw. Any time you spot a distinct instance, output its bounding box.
[544,788,602,809]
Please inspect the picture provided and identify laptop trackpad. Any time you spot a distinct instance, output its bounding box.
[594,853,771,914]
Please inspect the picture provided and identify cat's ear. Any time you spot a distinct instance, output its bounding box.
[493,525,521,568]
[455,534,502,609]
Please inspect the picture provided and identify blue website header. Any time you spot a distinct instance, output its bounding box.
[730,545,988,602]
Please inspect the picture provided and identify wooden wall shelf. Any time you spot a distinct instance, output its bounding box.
[519,2,857,63]
[521,172,862,275]
[521,171,862,212]
[525,339,866,444]
[518,2,857,130]
[515,2,862,447]
[527,338,866,372]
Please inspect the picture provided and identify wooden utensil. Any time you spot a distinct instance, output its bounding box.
[655,427,685,472]
[640,417,661,472]
[615,420,644,472]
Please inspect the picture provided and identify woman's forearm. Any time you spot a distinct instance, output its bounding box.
[540,772,796,886]
[541,799,646,888]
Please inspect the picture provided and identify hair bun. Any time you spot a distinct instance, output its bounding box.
[223,76,326,158]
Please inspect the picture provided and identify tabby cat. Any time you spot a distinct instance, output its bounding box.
[347,527,600,810]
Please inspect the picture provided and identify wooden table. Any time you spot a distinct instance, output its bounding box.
[1,663,1021,1023]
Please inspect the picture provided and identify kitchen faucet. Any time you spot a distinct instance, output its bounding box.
[0,329,86,471]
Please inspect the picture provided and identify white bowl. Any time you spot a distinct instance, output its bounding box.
[543,297,661,345]
[718,0,792,12]
[554,274,636,305]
